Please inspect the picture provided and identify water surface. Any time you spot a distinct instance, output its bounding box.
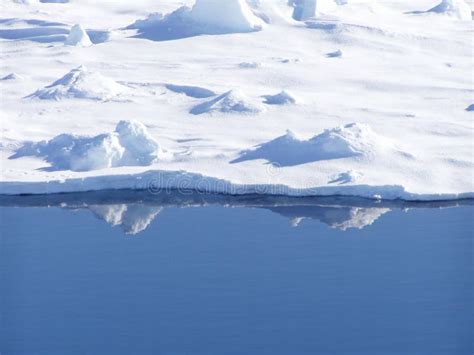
[1,192,472,354]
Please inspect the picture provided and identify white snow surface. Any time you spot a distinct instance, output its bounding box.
[0,0,473,200]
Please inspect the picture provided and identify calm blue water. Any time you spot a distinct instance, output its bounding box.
[0,193,472,355]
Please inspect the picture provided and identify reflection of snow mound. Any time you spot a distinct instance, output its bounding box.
[127,0,264,41]
[233,123,398,166]
[190,89,264,115]
[262,90,297,105]
[65,24,92,46]
[11,120,163,171]
[427,0,472,20]
[28,66,127,101]
[89,204,163,235]
[326,207,390,230]
[270,205,390,230]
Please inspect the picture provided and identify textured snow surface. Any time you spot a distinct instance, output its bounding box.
[0,0,473,200]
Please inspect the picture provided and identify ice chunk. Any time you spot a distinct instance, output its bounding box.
[115,120,162,166]
[11,121,162,171]
[190,0,264,32]
[65,24,92,47]
[427,0,472,20]
[291,0,337,20]
[127,0,264,41]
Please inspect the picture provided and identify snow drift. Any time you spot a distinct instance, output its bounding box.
[191,89,264,115]
[28,66,127,101]
[65,24,92,46]
[232,123,404,166]
[10,121,163,172]
[127,0,264,41]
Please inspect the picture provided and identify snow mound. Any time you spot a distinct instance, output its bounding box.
[427,0,472,20]
[1,73,22,81]
[127,0,264,41]
[190,89,264,115]
[238,61,261,69]
[28,66,127,101]
[262,90,297,105]
[10,121,163,172]
[232,123,400,166]
[65,24,92,47]
[165,84,216,98]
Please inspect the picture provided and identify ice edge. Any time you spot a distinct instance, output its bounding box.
[1,169,473,201]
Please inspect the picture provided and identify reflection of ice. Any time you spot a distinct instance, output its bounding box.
[89,204,162,235]
[4,191,467,236]
[268,206,390,230]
